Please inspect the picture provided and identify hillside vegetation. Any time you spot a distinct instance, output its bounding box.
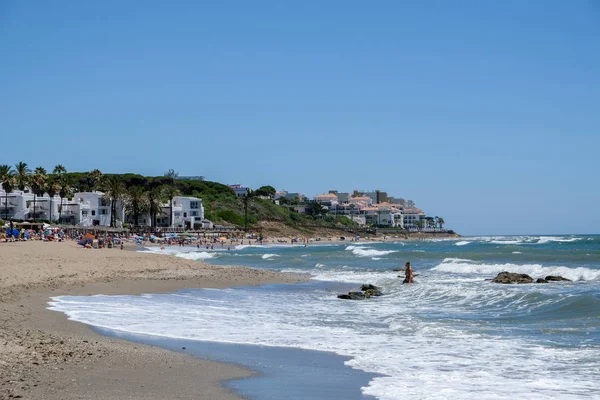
[53,172,357,231]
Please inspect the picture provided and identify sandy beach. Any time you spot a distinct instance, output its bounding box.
[0,240,309,400]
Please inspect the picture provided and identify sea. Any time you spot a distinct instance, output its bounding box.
[49,235,600,400]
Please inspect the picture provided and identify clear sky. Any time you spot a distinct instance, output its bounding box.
[1,1,599,235]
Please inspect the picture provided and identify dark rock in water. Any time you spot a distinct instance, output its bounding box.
[392,269,402,272]
[545,275,572,282]
[536,278,548,283]
[361,284,380,291]
[492,271,534,284]
[364,289,383,297]
[337,291,366,300]
[338,284,384,300]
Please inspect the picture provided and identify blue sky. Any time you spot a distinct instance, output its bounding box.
[1,1,599,235]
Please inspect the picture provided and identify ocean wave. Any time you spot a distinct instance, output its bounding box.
[261,254,279,260]
[315,263,325,268]
[432,258,600,281]
[455,241,471,246]
[345,245,397,258]
[174,251,216,260]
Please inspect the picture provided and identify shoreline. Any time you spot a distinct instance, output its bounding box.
[0,241,310,399]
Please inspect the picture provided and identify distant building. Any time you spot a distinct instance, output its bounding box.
[274,191,288,200]
[228,184,250,198]
[329,190,349,203]
[402,208,425,230]
[314,193,339,207]
[285,192,306,202]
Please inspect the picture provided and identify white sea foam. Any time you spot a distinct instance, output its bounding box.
[315,263,325,268]
[174,251,216,260]
[536,237,582,244]
[345,245,397,258]
[261,254,279,260]
[455,241,472,246]
[140,247,216,260]
[512,251,522,254]
[49,282,600,400]
[433,258,600,281]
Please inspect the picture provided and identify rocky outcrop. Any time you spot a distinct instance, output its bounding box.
[492,272,572,284]
[492,272,534,284]
[544,275,572,282]
[338,284,383,300]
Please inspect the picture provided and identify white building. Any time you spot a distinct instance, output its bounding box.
[314,193,339,207]
[0,188,125,227]
[0,189,60,221]
[402,208,425,230]
[137,196,205,229]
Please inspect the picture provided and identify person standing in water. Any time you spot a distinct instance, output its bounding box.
[403,261,414,284]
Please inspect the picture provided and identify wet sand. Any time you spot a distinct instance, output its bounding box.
[0,240,309,399]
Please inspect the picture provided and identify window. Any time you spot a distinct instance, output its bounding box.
[191,211,198,217]
[190,201,199,209]
[183,212,187,218]
[82,210,88,216]
[91,210,96,216]
[100,209,107,215]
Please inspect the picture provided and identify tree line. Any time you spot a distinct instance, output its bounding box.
[0,164,235,228]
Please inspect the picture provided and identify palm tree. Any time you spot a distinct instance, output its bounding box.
[434,216,439,231]
[58,184,72,223]
[163,184,179,227]
[0,165,15,220]
[87,169,103,191]
[146,186,164,229]
[414,220,424,231]
[30,167,47,221]
[437,217,445,230]
[102,176,126,227]
[15,162,30,191]
[46,180,61,222]
[164,169,179,227]
[53,165,68,223]
[125,185,147,228]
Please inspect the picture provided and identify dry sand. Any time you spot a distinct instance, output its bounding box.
[0,241,309,400]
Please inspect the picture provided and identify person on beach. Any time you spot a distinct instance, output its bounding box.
[403,262,414,284]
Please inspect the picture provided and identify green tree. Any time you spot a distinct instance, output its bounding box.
[58,184,72,223]
[102,176,126,227]
[54,165,68,223]
[30,167,47,221]
[15,162,30,191]
[125,185,147,228]
[146,186,164,228]
[47,180,61,222]
[164,169,179,227]
[87,169,103,191]
[437,217,445,230]
[255,185,276,198]
[0,165,15,220]
[414,220,424,231]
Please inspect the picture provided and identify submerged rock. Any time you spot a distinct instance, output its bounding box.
[338,284,384,300]
[360,284,380,291]
[536,278,548,283]
[492,272,534,284]
[337,291,366,300]
[545,275,572,282]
